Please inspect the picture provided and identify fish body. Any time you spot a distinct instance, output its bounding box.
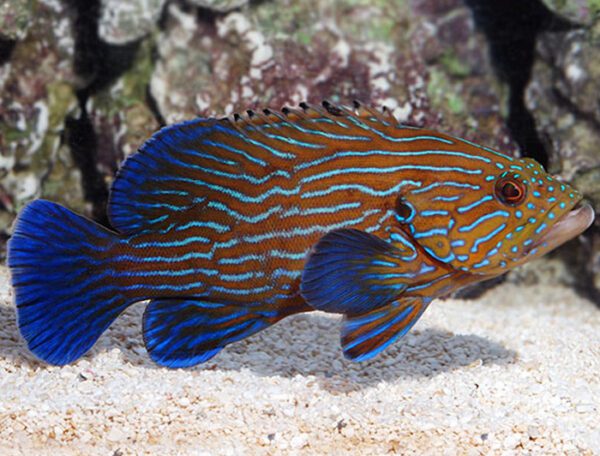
[7,102,595,367]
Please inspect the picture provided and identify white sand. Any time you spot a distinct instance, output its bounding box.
[0,265,599,455]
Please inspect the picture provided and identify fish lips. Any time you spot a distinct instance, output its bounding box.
[526,202,595,256]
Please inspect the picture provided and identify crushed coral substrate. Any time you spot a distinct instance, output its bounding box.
[0,266,599,455]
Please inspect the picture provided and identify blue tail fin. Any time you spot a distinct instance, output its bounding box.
[7,200,128,365]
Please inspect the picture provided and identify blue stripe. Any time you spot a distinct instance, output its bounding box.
[458,211,510,233]
[345,115,455,145]
[302,180,421,199]
[366,210,395,233]
[457,195,493,213]
[295,149,490,172]
[207,201,282,222]
[471,223,507,253]
[128,236,211,249]
[281,202,361,217]
[210,285,272,296]
[302,165,482,184]
[281,122,372,141]
[405,273,453,292]
[237,134,296,159]
[472,259,490,269]
[412,181,480,194]
[177,147,237,166]
[175,220,231,233]
[413,228,448,239]
[344,305,413,351]
[201,139,267,166]
[263,133,325,149]
[432,195,461,202]
[241,210,379,243]
[421,210,449,217]
[165,153,291,184]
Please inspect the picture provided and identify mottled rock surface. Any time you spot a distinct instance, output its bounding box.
[0,0,598,296]
[541,0,599,24]
[98,0,167,45]
[0,0,32,40]
[526,16,600,292]
[0,0,79,250]
[187,0,249,13]
[151,0,511,153]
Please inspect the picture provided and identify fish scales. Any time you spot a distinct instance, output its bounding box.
[7,102,595,367]
[109,117,479,301]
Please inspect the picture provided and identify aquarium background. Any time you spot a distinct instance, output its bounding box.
[0,0,598,298]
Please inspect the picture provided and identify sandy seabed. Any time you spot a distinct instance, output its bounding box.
[0,266,599,455]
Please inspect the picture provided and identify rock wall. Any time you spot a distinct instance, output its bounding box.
[0,0,598,299]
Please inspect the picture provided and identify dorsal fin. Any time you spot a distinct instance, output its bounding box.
[107,102,400,234]
[219,101,396,133]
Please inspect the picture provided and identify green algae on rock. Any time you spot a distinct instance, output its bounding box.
[0,0,32,41]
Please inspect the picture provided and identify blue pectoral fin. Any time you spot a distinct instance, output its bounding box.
[341,297,429,362]
[300,229,420,315]
[143,298,277,368]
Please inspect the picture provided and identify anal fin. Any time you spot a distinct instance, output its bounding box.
[341,297,430,362]
[143,298,279,368]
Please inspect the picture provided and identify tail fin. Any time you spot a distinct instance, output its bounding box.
[7,200,128,365]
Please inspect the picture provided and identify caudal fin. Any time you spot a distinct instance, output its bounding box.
[7,200,128,365]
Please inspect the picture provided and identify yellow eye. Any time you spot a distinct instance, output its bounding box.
[495,178,526,206]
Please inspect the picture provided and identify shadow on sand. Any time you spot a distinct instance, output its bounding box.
[0,301,516,390]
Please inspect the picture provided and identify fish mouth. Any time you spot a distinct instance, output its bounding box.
[528,202,595,256]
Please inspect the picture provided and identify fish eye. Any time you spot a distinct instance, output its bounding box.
[495,178,526,206]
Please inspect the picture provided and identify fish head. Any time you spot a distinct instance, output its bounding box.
[394,156,595,276]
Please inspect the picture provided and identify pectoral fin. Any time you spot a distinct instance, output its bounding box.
[341,296,430,362]
[300,228,420,315]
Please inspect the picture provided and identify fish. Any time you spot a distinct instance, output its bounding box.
[7,101,595,367]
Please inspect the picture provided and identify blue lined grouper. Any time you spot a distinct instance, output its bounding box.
[7,101,595,367]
